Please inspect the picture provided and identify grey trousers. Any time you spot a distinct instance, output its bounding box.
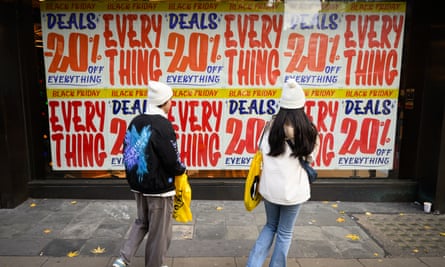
[120,192,173,267]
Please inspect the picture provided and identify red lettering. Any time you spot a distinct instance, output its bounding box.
[179,132,220,167]
[64,133,106,167]
[316,101,338,132]
[344,14,405,49]
[49,101,63,132]
[110,118,127,155]
[344,15,356,48]
[173,100,222,132]
[316,132,335,167]
[224,14,237,47]
[51,133,63,167]
[102,14,162,48]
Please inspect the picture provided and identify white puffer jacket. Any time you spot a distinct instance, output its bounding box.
[258,121,318,205]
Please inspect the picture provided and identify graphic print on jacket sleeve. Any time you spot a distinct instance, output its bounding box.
[171,139,184,165]
[124,125,151,183]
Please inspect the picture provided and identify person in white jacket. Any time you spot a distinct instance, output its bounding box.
[246,80,320,267]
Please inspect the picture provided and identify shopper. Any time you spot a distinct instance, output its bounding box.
[246,80,319,267]
[113,81,186,267]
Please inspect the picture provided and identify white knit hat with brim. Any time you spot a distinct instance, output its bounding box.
[280,80,305,109]
[148,81,173,106]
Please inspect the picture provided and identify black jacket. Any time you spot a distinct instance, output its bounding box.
[123,113,186,194]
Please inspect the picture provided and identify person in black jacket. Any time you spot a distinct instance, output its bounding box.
[113,81,186,267]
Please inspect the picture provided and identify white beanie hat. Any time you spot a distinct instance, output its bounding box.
[148,81,173,106]
[280,80,305,109]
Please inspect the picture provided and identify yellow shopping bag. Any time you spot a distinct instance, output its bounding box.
[244,150,263,211]
[173,173,193,223]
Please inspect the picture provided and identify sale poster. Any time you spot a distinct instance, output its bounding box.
[40,1,406,171]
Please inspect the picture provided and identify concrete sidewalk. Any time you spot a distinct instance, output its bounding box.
[0,199,444,267]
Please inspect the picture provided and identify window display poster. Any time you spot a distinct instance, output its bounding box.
[40,1,406,170]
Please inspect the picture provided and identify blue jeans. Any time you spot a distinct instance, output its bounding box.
[246,200,302,267]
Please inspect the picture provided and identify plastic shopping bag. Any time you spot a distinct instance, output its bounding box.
[244,150,263,211]
[173,173,193,223]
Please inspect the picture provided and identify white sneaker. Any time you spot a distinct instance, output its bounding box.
[112,258,127,267]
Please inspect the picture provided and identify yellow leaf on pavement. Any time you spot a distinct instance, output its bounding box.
[67,251,79,257]
[345,234,360,241]
[43,229,51,234]
[336,217,345,223]
[91,246,106,254]
[70,201,77,205]
[30,203,37,207]
[216,206,223,211]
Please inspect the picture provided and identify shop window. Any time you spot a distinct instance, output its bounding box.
[32,0,404,180]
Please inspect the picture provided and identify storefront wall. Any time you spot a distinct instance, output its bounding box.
[1,0,443,211]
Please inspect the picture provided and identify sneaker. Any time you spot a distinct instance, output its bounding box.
[112,258,127,267]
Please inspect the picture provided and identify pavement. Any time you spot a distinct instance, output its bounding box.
[0,198,444,267]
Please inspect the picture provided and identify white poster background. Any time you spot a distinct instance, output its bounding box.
[40,1,405,171]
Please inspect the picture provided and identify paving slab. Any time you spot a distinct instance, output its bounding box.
[1,199,444,267]
[0,238,51,256]
[358,257,429,267]
[418,257,445,267]
[297,258,364,267]
[44,257,112,267]
[354,213,445,257]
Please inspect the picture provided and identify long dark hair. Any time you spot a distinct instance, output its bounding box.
[267,108,318,158]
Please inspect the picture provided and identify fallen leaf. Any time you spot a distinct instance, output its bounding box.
[336,217,345,223]
[365,212,372,216]
[323,201,329,204]
[67,251,79,257]
[70,201,77,205]
[373,253,379,257]
[216,206,223,211]
[440,232,445,236]
[43,229,52,234]
[91,246,106,254]
[30,203,37,208]
[339,210,345,214]
[345,234,360,241]
[399,213,405,216]
[424,225,431,230]
[331,203,338,208]
[412,249,419,253]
